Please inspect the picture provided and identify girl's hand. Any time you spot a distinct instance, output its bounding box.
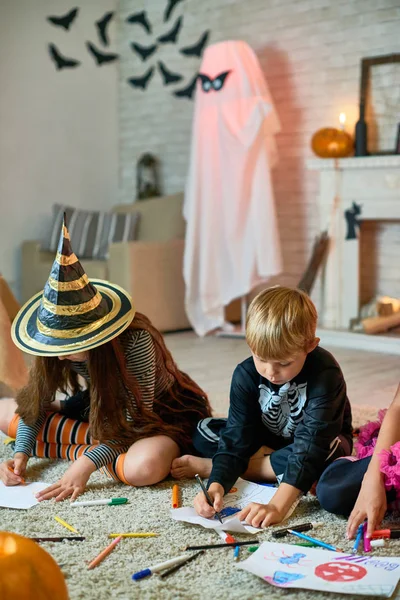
[346,473,387,539]
[193,482,224,518]
[0,454,28,485]
[36,456,97,502]
[238,502,283,528]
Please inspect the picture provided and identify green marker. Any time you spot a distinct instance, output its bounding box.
[247,546,260,553]
[70,498,128,507]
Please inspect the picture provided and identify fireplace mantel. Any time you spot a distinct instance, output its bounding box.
[307,155,400,350]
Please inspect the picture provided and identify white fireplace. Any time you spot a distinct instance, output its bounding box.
[307,155,400,354]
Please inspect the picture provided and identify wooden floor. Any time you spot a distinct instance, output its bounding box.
[164,331,399,415]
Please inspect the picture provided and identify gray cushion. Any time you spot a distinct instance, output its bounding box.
[42,204,141,260]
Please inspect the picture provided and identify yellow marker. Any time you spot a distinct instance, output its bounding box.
[108,533,159,538]
[54,516,80,534]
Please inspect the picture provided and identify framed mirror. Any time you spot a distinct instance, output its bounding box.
[359,53,400,155]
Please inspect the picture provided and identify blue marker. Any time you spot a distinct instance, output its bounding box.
[353,523,364,554]
[287,529,343,552]
[233,546,240,561]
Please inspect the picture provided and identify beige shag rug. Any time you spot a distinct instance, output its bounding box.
[1,405,400,600]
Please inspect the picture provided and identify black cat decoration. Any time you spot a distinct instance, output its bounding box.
[344,202,362,240]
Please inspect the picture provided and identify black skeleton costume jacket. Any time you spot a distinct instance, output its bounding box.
[207,346,353,494]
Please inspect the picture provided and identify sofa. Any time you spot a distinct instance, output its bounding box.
[21,194,191,332]
[21,193,240,332]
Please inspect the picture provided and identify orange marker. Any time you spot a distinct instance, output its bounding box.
[8,467,26,485]
[172,484,180,508]
[87,536,122,570]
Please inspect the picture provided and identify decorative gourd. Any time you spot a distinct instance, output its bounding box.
[311,128,353,158]
[0,531,69,600]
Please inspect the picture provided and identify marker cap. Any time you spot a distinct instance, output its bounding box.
[132,568,151,581]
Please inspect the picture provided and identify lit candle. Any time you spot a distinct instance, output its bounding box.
[339,113,346,131]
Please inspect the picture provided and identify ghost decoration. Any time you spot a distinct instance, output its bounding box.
[183,40,283,336]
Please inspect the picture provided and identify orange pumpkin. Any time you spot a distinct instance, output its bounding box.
[311,128,353,158]
[0,531,69,600]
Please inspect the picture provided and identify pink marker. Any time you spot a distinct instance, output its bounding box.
[363,522,371,553]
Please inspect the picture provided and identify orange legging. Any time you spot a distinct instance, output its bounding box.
[8,412,129,484]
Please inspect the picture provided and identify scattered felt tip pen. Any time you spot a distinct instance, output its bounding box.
[87,536,122,570]
[363,522,372,553]
[54,516,80,534]
[70,497,128,507]
[109,532,159,538]
[286,529,343,552]
[30,536,85,542]
[172,484,180,509]
[272,521,323,539]
[132,553,193,580]
[372,529,400,539]
[159,550,204,579]
[352,523,364,554]
[233,546,240,561]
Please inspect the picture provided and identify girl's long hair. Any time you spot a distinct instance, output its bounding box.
[16,313,211,450]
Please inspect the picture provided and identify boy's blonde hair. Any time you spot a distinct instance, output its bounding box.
[245,286,318,360]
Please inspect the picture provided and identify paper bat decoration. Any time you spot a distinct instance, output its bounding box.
[173,73,198,99]
[47,8,78,30]
[157,16,182,44]
[126,11,152,34]
[127,67,155,90]
[164,0,185,22]
[180,31,209,57]
[96,11,114,46]
[198,71,231,92]
[86,42,119,66]
[158,61,183,85]
[131,42,157,61]
[48,44,80,71]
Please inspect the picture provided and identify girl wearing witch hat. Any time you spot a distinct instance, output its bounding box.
[0,217,211,501]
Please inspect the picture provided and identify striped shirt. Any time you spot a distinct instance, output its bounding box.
[14,329,174,469]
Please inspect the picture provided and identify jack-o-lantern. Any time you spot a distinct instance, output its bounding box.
[311,128,353,158]
[315,561,367,583]
[0,531,69,600]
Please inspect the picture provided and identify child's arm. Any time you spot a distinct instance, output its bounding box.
[347,383,400,539]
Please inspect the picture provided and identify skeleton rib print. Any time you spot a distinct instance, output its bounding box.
[258,381,308,438]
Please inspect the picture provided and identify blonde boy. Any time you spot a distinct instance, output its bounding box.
[171,286,353,528]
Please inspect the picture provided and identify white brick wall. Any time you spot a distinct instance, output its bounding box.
[117,0,400,311]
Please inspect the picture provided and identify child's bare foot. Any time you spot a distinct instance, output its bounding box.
[171,455,212,479]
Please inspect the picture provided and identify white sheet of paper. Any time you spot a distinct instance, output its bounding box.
[170,478,277,534]
[0,481,49,509]
[238,542,400,597]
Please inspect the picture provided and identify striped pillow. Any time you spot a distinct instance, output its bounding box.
[42,204,141,260]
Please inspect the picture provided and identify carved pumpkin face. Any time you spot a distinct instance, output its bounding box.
[0,532,69,599]
[315,561,367,583]
[311,128,353,158]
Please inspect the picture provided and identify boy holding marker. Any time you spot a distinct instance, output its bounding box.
[172,287,353,528]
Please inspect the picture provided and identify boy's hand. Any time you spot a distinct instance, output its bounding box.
[35,456,96,502]
[0,454,29,485]
[194,482,224,518]
[346,473,387,539]
[238,502,283,528]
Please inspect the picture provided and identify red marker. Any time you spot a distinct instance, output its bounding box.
[371,529,400,539]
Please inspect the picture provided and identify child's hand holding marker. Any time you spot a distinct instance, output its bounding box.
[346,470,387,540]
[193,477,224,520]
[0,454,28,485]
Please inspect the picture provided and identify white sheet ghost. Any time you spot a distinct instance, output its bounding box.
[183,40,283,336]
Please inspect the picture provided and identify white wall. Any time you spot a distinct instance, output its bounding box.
[117,0,400,309]
[0,0,118,298]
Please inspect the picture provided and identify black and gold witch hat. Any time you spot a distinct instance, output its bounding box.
[12,216,135,356]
